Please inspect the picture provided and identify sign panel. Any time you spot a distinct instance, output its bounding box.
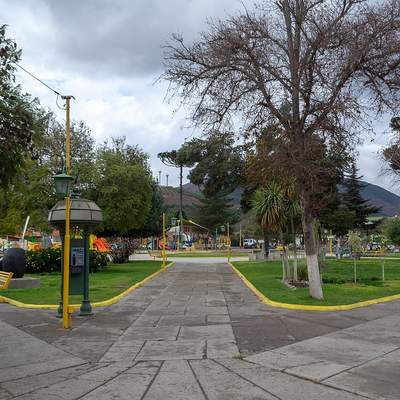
[71,247,84,273]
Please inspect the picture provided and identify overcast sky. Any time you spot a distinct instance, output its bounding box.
[1,0,397,192]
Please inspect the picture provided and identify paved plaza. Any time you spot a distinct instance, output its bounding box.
[1,262,399,399]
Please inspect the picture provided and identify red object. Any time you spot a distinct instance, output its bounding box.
[93,237,110,253]
[159,241,171,250]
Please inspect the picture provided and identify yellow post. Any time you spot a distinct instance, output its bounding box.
[63,96,72,329]
[162,213,167,270]
[227,222,231,263]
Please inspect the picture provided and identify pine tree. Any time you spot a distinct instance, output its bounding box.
[196,191,238,230]
[342,163,380,228]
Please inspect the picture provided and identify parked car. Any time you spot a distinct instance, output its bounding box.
[243,238,258,249]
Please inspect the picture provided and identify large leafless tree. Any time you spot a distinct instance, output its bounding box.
[162,0,400,299]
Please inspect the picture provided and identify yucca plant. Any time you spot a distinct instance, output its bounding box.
[252,180,301,281]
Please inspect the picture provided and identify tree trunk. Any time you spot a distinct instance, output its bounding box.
[290,216,298,281]
[281,252,287,281]
[263,229,270,259]
[301,202,324,299]
[283,246,290,280]
[280,232,290,281]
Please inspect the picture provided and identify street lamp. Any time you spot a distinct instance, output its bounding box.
[53,172,74,197]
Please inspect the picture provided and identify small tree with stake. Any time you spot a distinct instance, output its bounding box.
[162,0,400,299]
[348,231,363,284]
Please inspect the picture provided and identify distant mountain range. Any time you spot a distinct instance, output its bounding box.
[161,181,400,217]
[359,181,400,216]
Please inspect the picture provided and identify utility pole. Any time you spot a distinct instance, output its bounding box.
[62,95,72,329]
[158,171,162,186]
[179,165,183,250]
[227,222,231,263]
[162,213,167,270]
[166,174,169,187]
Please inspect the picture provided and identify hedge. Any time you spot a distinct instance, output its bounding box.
[26,248,108,274]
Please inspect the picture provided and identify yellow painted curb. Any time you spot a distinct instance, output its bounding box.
[229,262,400,311]
[0,262,174,311]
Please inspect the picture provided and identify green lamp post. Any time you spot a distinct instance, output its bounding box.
[48,196,103,316]
[53,172,74,198]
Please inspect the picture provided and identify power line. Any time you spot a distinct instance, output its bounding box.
[13,61,61,96]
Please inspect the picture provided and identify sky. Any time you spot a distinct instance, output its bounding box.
[1,0,397,192]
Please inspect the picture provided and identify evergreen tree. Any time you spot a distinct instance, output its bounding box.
[196,191,238,230]
[342,163,380,228]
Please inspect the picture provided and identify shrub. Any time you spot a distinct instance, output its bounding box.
[109,238,140,264]
[89,250,108,272]
[322,276,346,284]
[26,247,61,273]
[26,248,108,274]
[297,265,308,281]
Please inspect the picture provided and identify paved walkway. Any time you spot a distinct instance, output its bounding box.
[0,262,399,399]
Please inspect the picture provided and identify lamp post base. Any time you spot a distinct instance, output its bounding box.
[79,300,93,316]
[56,301,63,318]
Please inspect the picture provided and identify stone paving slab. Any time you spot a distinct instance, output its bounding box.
[217,358,366,400]
[1,261,400,399]
[189,359,277,400]
[143,360,205,400]
[135,339,206,361]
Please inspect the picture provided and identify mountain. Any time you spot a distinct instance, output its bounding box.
[360,181,400,217]
[178,182,400,217]
[160,186,201,207]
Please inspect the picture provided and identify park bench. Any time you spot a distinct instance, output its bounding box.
[0,271,13,289]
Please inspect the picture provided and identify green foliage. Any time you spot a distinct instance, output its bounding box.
[348,231,363,254]
[26,248,108,274]
[0,25,48,188]
[129,183,166,237]
[89,250,108,272]
[26,247,61,273]
[382,217,400,246]
[297,265,308,281]
[93,138,153,235]
[342,163,380,227]
[181,132,244,197]
[251,181,299,235]
[252,183,285,233]
[196,191,239,230]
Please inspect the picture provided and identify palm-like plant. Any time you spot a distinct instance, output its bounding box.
[252,180,301,281]
[251,182,285,232]
[252,182,289,280]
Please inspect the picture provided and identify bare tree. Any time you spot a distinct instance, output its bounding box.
[162,0,400,299]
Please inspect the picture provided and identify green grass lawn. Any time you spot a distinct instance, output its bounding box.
[233,258,400,306]
[0,260,162,305]
[168,251,247,258]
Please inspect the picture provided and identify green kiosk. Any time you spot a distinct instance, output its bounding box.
[48,197,103,316]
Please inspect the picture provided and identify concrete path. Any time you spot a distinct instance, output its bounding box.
[0,262,399,399]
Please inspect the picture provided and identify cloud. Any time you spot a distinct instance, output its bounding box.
[4,0,252,78]
[1,0,399,192]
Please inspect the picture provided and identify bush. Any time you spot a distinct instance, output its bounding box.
[297,265,308,281]
[26,248,108,274]
[26,247,61,273]
[89,250,108,272]
[109,238,140,264]
[322,276,347,284]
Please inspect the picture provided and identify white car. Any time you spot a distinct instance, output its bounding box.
[243,238,257,249]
